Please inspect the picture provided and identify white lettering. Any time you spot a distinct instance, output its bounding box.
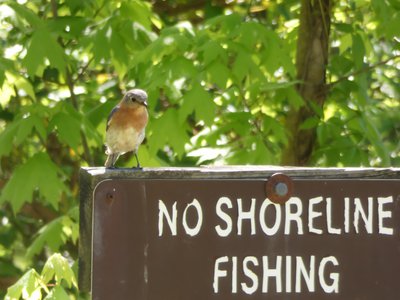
[326,197,341,234]
[295,256,315,293]
[262,256,282,293]
[212,255,340,295]
[237,198,256,235]
[213,256,228,293]
[285,197,304,235]
[344,197,350,233]
[182,199,203,236]
[158,200,177,236]
[308,197,323,234]
[215,197,233,237]
[232,256,238,293]
[378,196,394,235]
[286,256,292,293]
[354,197,373,234]
[242,256,259,294]
[259,199,281,235]
[319,256,339,293]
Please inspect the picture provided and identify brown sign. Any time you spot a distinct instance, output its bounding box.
[91,178,400,299]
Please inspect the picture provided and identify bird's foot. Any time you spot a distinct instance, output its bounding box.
[131,164,143,171]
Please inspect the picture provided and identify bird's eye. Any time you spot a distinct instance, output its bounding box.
[130,95,136,102]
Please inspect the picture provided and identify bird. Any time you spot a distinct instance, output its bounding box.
[104,89,149,169]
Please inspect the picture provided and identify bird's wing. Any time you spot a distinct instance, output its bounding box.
[106,105,120,131]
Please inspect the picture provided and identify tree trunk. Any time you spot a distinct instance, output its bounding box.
[281,0,332,165]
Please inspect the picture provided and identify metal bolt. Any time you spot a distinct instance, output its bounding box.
[105,192,114,205]
[265,173,293,204]
[275,182,288,197]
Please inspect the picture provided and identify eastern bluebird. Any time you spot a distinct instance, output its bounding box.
[104,89,149,168]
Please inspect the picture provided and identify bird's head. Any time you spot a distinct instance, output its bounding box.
[123,89,148,108]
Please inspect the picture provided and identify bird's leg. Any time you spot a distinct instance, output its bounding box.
[105,153,120,168]
[132,153,143,170]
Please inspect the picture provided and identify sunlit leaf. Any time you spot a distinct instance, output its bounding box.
[0,153,67,212]
[43,286,70,300]
[149,108,189,157]
[180,83,215,126]
[5,269,46,300]
[23,28,66,77]
[27,217,65,259]
[41,253,77,289]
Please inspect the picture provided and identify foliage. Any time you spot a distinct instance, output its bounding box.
[6,253,77,300]
[0,0,398,298]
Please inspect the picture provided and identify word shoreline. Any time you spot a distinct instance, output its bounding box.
[158,196,395,237]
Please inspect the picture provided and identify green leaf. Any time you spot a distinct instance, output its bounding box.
[263,115,288,146]
[6,72,36,100]
[286,87,304,110]
[43,286,70,300]
[187,147,230,164]
[339,33,352,54]
[92,28,111,63]
[168,57,197,79]
[232,52,252,83]
[383,13,400,39]
[120,1,153,30]
[225,112,252,136]
[62,216,79,245]
[352,33,365,69]
[0,112,47,158]
[49,111,81,150]
[361,115,390,166]
[201,40,227,65]
[41,253,77,289]
[0,153,66,213]
[260,81,300,92]
[14,114,43,145]
[149,109,189,157]
[6,2,43,28]
[207,61,230,88]
[0,121,18,158]
[0,58,14,86]
[47,16,89,38]
[110,28,130,78]
[205,13,242,33]
[179,83,215,126]
[299,116,320,130]
[27,217,65,259]
[5,269,46,300]
[23,28,66,77]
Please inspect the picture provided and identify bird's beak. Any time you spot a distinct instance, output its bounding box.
[143,100,148,107]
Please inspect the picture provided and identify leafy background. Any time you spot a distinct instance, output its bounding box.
[0,0,399,298]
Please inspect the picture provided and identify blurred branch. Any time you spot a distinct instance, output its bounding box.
[153,0,207,15]
[0,276,18,292]
[282,0,332,166]
[93,0,107,18]
[21,202,58,223]
[74,57,95,83]
[329,54,400,87]
[238,85,275,152]
[152,0,231,16]
[66,70,94,165]
[50,0,94,166]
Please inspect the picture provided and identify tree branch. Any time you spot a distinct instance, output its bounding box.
[281,0,332,166]
[329,54,400,87]
[51,0,94,165]
[152,0,232,16]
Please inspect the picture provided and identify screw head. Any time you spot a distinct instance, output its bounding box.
[265,173,293,204]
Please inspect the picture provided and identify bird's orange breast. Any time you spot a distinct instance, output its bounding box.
[109,105,148,131]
